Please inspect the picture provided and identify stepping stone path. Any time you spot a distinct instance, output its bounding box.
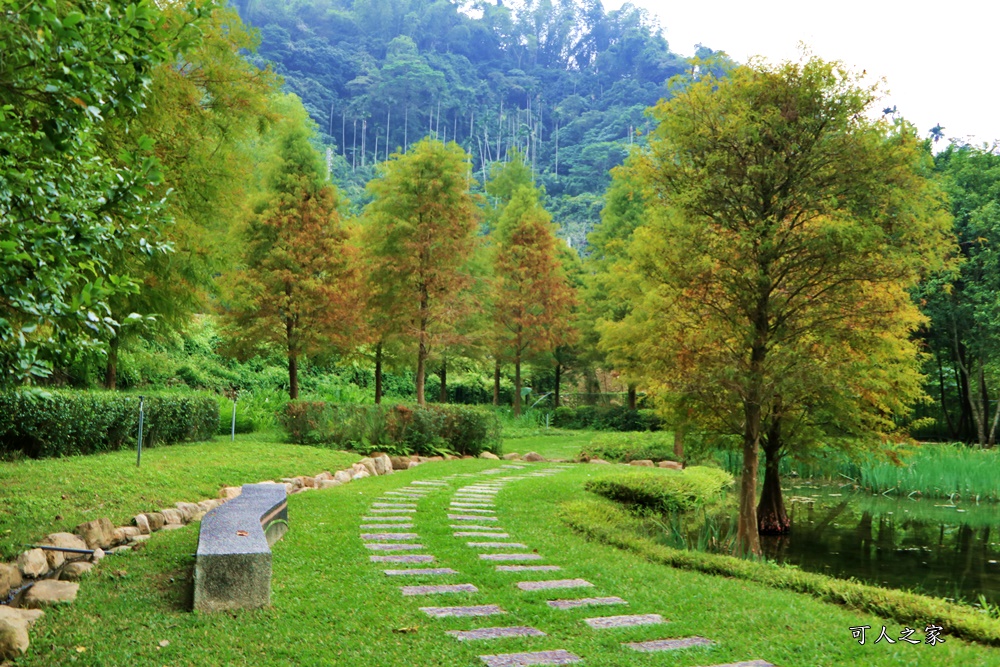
[353,464,774,667]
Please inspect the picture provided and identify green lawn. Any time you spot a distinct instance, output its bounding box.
[16,458,1000,666]
[0,432,358,559]
[501,428,596,460]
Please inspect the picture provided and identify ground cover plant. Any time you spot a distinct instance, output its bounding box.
[13,460,1000,666]
[0,432,357,559]
[578,431,677,463]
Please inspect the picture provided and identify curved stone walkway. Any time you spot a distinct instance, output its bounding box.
[360,464,776,667]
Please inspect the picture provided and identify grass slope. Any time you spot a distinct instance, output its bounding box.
[0,432,358,559]
[15,460,1000,666]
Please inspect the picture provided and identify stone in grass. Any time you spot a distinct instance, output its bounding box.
[384,568,458,576]
[522,452,546,462]
[478,650,581,666]
[624,637,713,652]
[451,502,495,507]
[629,460,655,467]
[468,542,528,549]
[370,508,417,513]
[60,562,94,581]
[362,524,415,530]
[453,509,496,514]
[74,517,117,549]
[372,502,417,508]
[496,566,562,572]
[450,525,502,530]
[480,554,542,561]
[365,543,425,551]
[455,532,509,538]
[448,626,546,641]
[449,515,499,521]
[411,481,448,486]
[480,451,500,460]
[547,597,627,610]
[370,555,435,563]
[421,605,505,618]
[400,583,478,596]
[17,549,48,578]
[360,533,419,541]
[0,564,21,598]
[0,607,44,662]
[584,614,665,629]
[362,516,412,522]
[516,579,593,591]
[22,580,79,609]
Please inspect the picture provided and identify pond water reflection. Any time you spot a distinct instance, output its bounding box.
[760,481,1000,605]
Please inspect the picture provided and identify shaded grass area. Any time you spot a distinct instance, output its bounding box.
[17,460,1000,666]
[0,431,358,559]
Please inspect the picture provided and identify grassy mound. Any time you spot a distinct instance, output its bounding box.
[578,431,677,463]
[584,465,733,512]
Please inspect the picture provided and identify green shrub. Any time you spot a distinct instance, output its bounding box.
[585,466,733,512]
[280,402,501,456]
[580,432,677,463]
[549,405,663,431]
[0,390,219,459]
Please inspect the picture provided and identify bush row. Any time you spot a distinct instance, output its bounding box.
[585,467,734,513]
[0,390,219,459]
[550,405,662,431]
[280,401,502,457]
[579,432,678,463]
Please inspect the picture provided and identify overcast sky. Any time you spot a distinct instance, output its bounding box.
[608,0,1000,147]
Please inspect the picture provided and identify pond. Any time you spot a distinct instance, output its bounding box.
[768,481,1000,605]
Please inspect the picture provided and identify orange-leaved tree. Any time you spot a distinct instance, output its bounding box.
[360,138,481,405]
[220,99,361,398]
[492,184,577,416]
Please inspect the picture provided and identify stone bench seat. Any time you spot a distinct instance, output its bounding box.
[193,484,288,612]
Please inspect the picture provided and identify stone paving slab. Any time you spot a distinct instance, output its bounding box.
[496,565,562,572]
[369,508,417,513]
[361,533,419,540]
[401,583,478,596]
[372,502,417,508]
[517,579,593,591]
[584,613,664,629]
[547,597,627,610]
[362,516,412,522]
[362,524,415,529]
[385,491,428,497]
[455,532,510,538]
[411,481,449,486]
[371,555,435,563]
[421,605,505,618]
[451,502,495,507]
[385,568,458,576]
[478,650,582,666]
[480,553,543,561]
[451,508,496,514]
[451,525,502,530]
[691,662,774,667]
[365,543,426,551]
[450,515,499,521]
[469,542,528,548]
[447,626,547,641]
[624,636,713,652]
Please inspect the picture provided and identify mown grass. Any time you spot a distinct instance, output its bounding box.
[15,459,1000,666]
[500,428,595,460]
[0,431,358,559]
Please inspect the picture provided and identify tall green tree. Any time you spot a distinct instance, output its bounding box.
[361,138,481,405]
[600,56,953,555]
[221,98,361,399]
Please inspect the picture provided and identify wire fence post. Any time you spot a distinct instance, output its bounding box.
[136,395,145,468]
[231,394,238,442]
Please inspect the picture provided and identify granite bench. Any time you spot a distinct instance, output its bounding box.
[193,483,288,612]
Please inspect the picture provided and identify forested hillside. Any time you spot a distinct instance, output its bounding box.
[236,0,715,236]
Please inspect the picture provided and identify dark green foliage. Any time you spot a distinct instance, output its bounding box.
[218,414,256,436]
[0,391,219,459]
[585,467,733,513]
[579,432,676,463]
[550,405,661,430]
[280,401,501,456]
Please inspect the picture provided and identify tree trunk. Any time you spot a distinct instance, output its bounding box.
[416,278,428,406]
[513,355,522,417]
[553,362,561,408]
[737,333,766,556]
[439,358,447,403]
[493,359,501,406]
[757,417,790,535]
[937,355,957,439]
[673,424,684,461]
[374,342,383,405]
[627,383,637,410]
[288,354,299,400]
[104,337,119,390]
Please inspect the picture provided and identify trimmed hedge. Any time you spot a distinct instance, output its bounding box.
[550,405,662,431]
[579,432,678,463]
[585,466,734,512]
[280,402,502,457]
[0,390,219,459]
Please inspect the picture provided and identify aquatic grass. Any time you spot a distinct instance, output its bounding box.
[856,444,1000,501]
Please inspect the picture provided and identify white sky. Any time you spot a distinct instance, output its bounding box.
[608,0,1000,147]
